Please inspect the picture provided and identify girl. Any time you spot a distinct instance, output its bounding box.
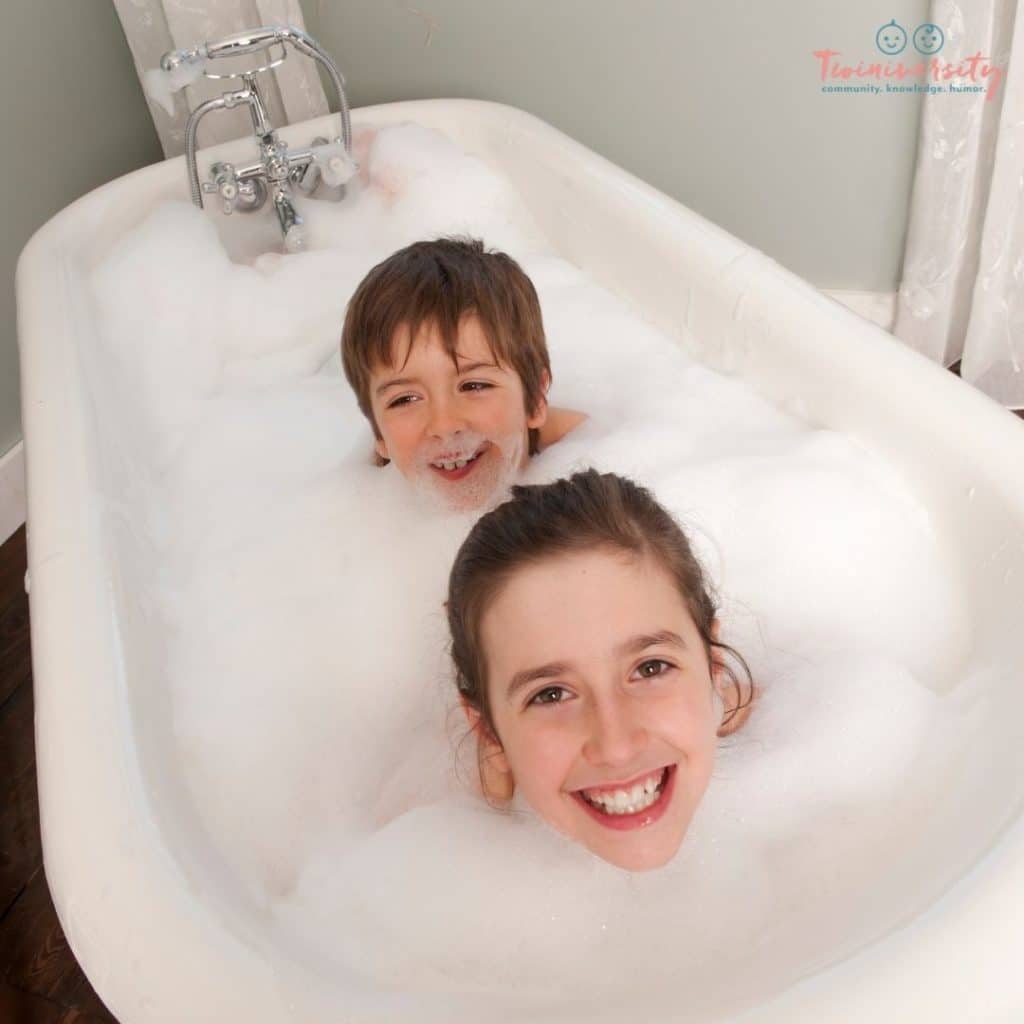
[446,469,754,871]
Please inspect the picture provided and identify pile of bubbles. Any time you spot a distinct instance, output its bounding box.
[88,121,979,1019]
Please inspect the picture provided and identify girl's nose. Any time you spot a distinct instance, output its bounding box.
[581,694,648,767]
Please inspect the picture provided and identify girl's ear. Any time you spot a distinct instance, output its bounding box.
[710,665,734,738]
[708,618,725,688]
[460,696,514,801]
[459,694,481,732]
[708,618,754,737]
[717,683,758,737]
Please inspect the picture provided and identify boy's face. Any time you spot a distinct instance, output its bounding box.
[476,548,722,872]
[368,315,549,511]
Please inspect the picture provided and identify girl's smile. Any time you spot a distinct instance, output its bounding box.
[478,547,724,871]
[573,764,677,830]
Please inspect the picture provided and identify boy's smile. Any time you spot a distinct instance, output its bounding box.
[478,548,723,871]
[368,315,548,511]
[427,440,489,480]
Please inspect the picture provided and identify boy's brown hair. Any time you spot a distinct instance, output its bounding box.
[341,237,552,460]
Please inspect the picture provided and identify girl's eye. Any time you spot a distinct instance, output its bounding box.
[527,685,570,707]
[635,659,673,679]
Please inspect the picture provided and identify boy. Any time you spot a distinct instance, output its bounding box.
[341,237,587,511]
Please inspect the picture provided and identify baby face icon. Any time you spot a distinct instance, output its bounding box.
[876,19,908,55]
[913,23,944,55]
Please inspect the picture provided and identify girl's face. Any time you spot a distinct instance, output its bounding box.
[477,547,723,871]
[368,315,548,511]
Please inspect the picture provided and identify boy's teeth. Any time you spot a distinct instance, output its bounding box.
[434,452,478,470]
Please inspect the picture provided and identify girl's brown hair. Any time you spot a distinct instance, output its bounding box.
[341,237,551,462]
[447,469,754,794]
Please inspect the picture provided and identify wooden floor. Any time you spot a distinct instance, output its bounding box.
[0,527,117,1023]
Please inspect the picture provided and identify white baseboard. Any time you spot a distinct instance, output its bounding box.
[0,440,26,546]
[823,289,896,332]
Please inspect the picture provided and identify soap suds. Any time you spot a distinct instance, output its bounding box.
[89,121,977,1020]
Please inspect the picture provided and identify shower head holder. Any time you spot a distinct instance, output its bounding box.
[156,24,356,253]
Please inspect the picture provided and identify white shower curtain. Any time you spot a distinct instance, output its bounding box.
[113,0,328,157]
[894,0,1024,408]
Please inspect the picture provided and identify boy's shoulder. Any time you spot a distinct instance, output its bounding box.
[538,407,588,451]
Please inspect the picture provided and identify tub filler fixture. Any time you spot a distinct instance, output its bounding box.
[16,99,1024,1022]
[153,23,355,252]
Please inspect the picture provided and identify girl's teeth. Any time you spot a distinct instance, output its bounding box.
[581,770,666,815]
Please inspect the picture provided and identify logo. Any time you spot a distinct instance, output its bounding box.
[815,17,1002,100]
[912,23,944,55]
[874,19,945,57]
[876,20,907,55]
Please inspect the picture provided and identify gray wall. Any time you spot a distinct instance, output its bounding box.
[2,0,929,457]
[1,1,162,458]
[302,0,928,287]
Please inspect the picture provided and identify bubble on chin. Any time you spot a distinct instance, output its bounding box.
[409,431,525,512]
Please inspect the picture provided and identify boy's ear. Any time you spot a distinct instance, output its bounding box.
[373,435,389,461]
[527,370,552,429]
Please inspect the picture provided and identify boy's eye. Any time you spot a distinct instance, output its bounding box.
[386,394,417,409]
[460,380,494,393]
[527,685,570,707]
[635,659,673,679]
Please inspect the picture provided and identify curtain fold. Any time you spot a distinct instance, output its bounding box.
[894,0,1023,407]
[112,0,329,157]
[960,8,1024,404]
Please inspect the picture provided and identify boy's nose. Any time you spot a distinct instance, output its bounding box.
[426,396,468,439]
[581,693,649,767]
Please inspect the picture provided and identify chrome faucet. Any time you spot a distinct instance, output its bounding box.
[157,25,355,252]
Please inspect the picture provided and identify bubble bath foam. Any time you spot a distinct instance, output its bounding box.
[16,99,1024,1023]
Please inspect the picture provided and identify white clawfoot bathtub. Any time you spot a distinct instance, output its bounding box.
[17,99,1024,1022]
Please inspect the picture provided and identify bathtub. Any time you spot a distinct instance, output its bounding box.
[16,98,1024,1022]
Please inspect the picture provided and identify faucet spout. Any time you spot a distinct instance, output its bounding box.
[274,191,305,252]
